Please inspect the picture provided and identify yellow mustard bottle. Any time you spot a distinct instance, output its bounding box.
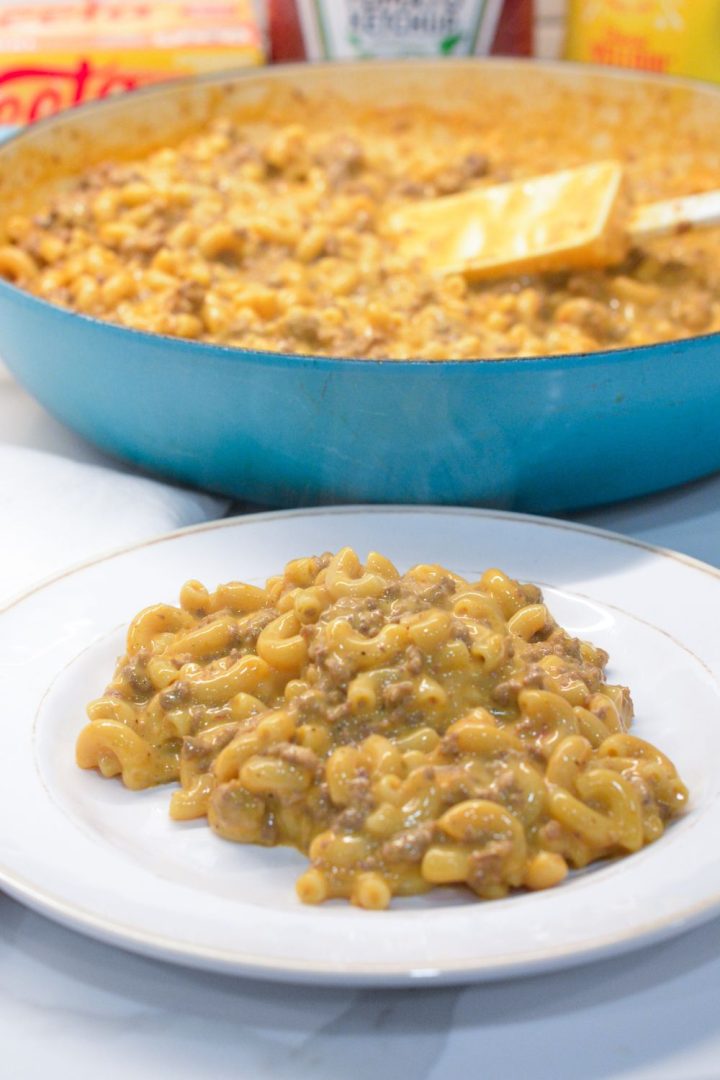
[565,0,720,84]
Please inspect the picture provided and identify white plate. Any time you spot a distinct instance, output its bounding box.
[1,506,720,987]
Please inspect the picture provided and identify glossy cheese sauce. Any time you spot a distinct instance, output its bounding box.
[76,550,688,909]
[2,85,720,360]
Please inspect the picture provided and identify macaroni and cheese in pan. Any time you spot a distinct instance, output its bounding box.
[76,550,688,909]
[2,86,720,360]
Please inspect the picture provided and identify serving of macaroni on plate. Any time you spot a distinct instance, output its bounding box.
[76,548,688,909]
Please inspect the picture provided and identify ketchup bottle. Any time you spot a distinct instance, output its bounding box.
[268,0,305,62]
[493,0,533,57]
[268,0,533,62]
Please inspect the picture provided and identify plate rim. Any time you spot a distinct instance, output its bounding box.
[3,502,720,616]
[2,503,720,986]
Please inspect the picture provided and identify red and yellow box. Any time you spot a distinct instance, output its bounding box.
[0,2,265,128]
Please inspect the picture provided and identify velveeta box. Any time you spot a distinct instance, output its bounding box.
[0,1,265,132]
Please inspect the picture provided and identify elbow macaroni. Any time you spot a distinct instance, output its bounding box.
[3,86,720,361]
[76,548,688,909]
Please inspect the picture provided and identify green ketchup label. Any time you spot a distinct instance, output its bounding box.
[296,0,505,58]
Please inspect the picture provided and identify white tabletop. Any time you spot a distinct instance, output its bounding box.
[3,361,720,1080]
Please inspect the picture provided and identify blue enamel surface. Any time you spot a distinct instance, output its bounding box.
[1,279,719,512]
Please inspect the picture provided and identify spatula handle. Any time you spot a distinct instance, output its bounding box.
[628,190,720,241]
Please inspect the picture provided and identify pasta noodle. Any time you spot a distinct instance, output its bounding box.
[4,84,720,360]
[76,549,688,909]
